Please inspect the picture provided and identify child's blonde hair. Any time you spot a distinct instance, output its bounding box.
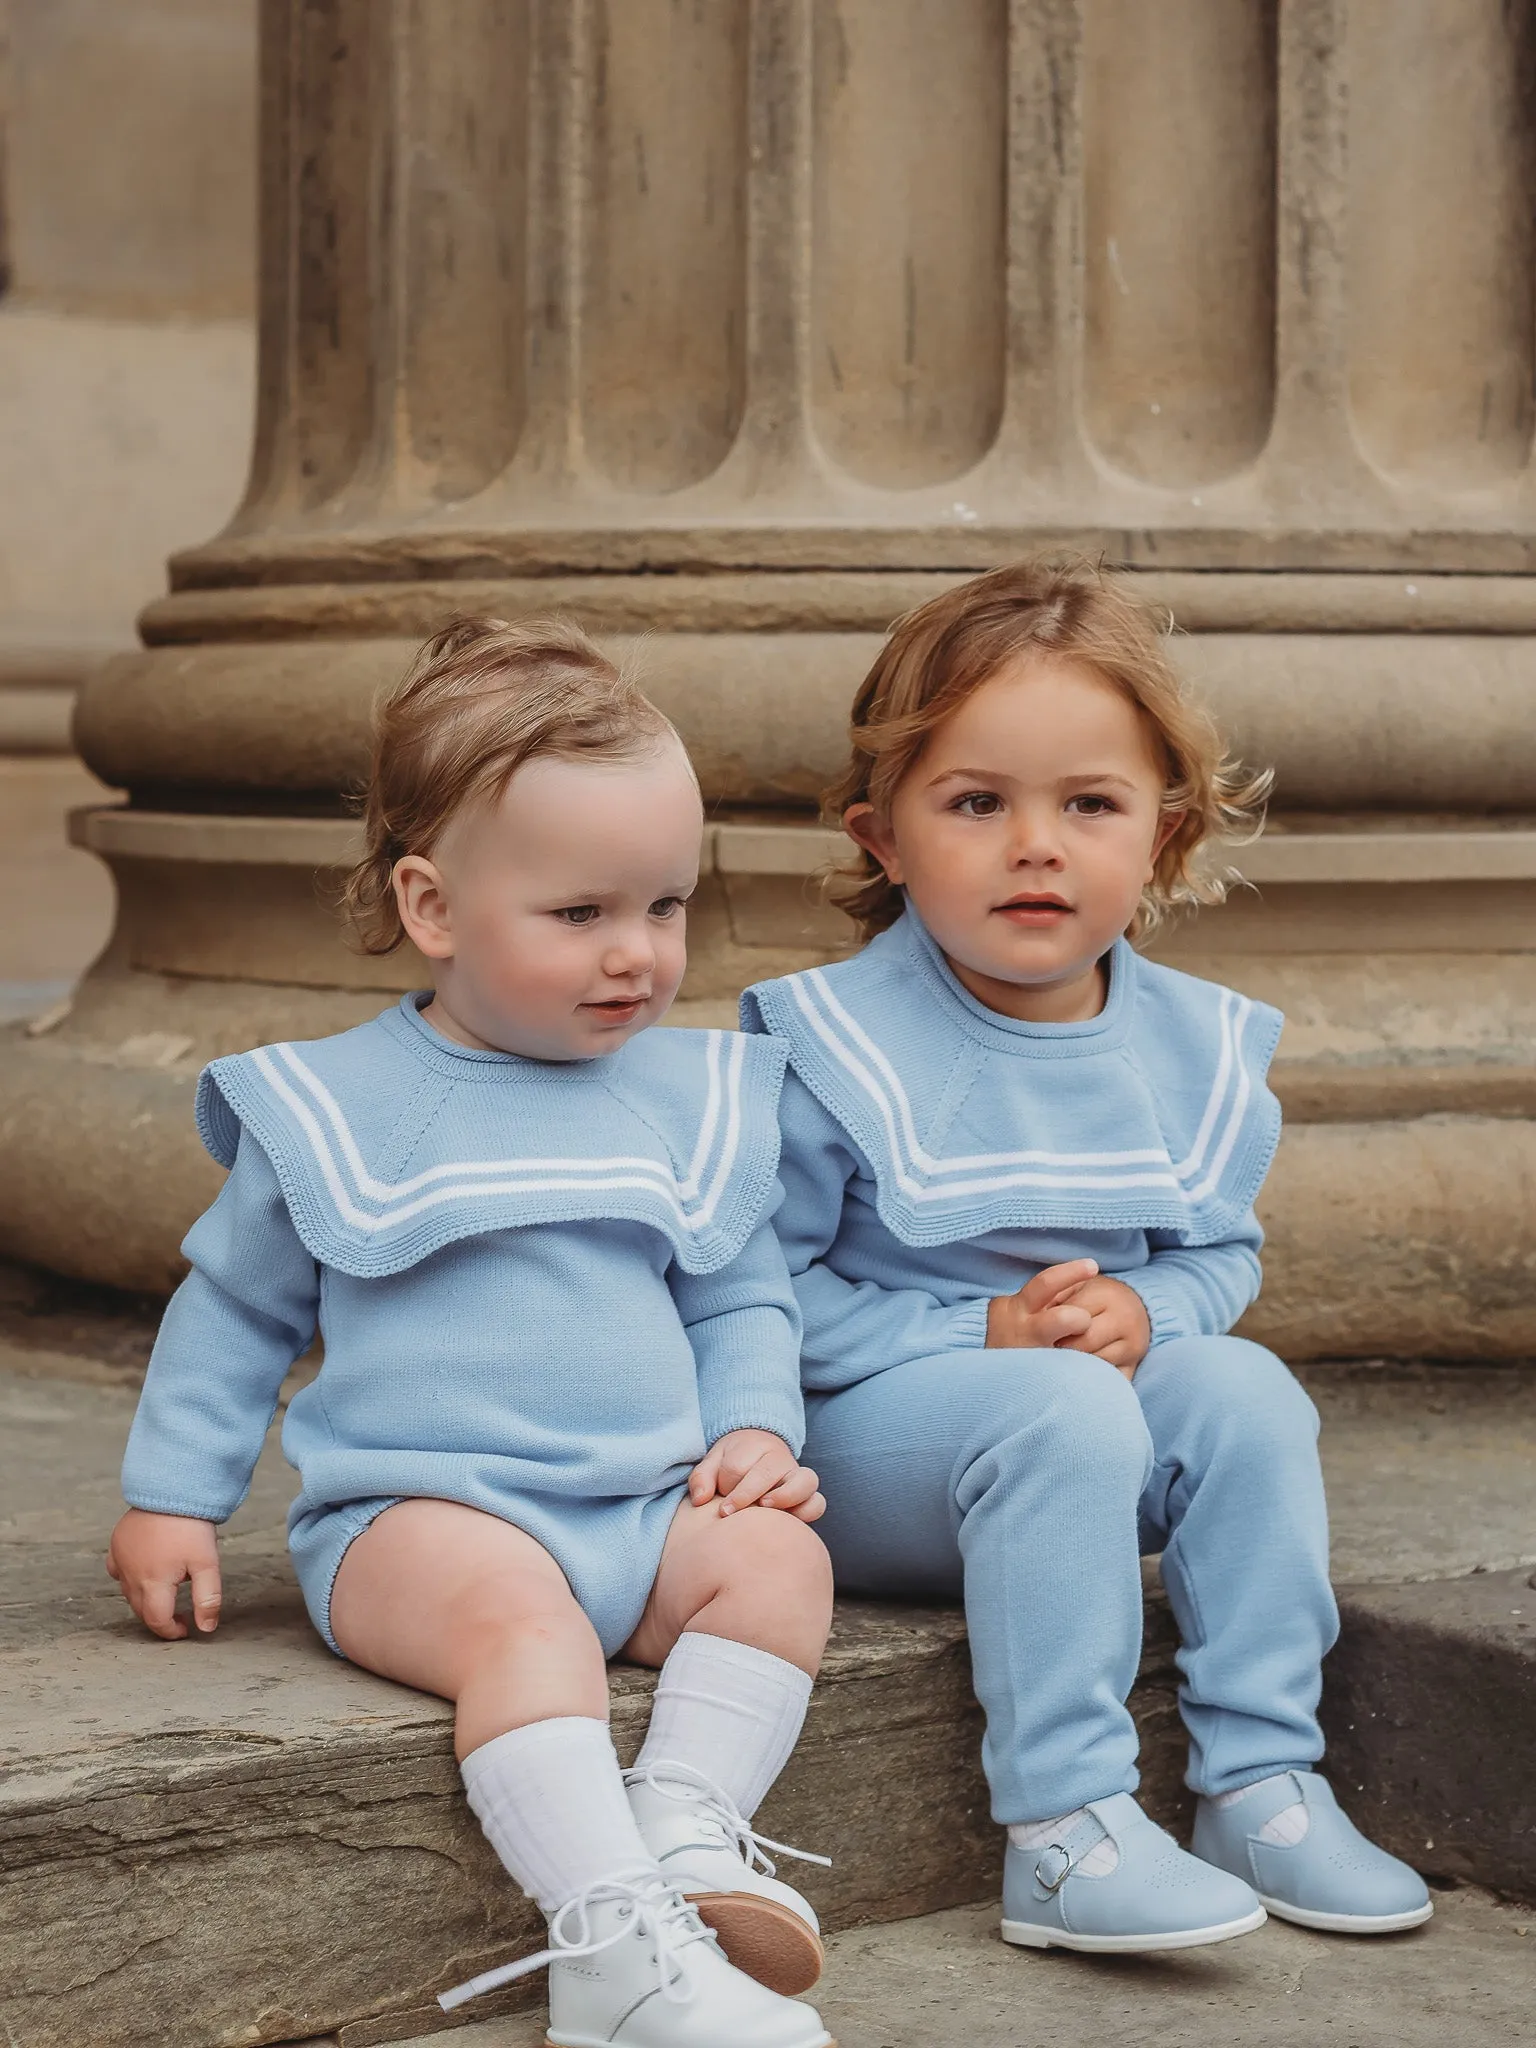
[824,557,1271,945]
[341,615,675,955]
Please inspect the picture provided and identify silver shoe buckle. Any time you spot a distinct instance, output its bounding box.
[1034,1843,1074,1895]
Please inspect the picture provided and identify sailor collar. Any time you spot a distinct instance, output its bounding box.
[195,995,787,1278]
[743,911,1283,1247]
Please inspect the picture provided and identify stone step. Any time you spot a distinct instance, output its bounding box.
[1,1304,1533,2048]
[326,1886,1536,2048]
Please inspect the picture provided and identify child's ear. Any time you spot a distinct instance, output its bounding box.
[1148,809,1186,877]
[393,855,456,959]
[842,803,904,886]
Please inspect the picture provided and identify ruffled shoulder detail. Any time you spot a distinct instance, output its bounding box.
[195,1010,787,1277]
[744,920,1281,1247]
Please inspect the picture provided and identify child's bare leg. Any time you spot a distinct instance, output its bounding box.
[621,1503,836,1995]
[624,1498,834,1676]
[329,1497,608,1757]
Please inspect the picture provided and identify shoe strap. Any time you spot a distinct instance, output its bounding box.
[1219,1770,1319,1832]
[437,1869,715,2014]
[626,1761,833,1875]
[1030,1809,1113,1894]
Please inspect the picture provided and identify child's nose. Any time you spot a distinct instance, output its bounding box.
[602,924,656,978]
[1007,808,1065,865]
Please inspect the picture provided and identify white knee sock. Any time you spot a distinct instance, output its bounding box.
[1211,1773,1310,1844]
[634,1631,814,1818]
[1008,1810,1121,1877]
[462,1716,661,1914]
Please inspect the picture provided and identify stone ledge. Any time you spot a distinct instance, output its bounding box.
[136,568,1536,641]
[0,1585,1181,2048]
[67,805,1536,888]
[1322,1567,1536,1904]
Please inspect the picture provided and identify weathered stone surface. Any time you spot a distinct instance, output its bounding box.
[3,1351,1532,2045]
[1323,1567,1536,1904]
[0,1358,1181,2048]
[366,1889,1536,2048]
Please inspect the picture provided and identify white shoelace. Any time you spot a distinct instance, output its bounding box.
[438,1869,715,2014]
[625,1761,833,1879]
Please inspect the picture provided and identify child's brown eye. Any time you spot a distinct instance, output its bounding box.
[955,791,1002,817]
[555,905,601,926]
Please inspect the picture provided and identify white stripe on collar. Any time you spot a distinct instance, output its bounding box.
[789,967,1255,1201]
[247,1029,746,1235]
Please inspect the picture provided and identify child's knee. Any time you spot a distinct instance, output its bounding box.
[984,1351,1153,1491]
[1150,1334,1319,1448]
[716,1504,835,1606]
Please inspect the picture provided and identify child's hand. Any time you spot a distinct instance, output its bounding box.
[986,1259,1099,1350]
[106,1508,223,1640]
[1052,1275,1153,1379]
[689,1429,826,1524]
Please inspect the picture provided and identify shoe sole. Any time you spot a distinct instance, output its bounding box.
[1256,1893,1435,1935]
[1000,1904,1268,1954]
[547,2034,834,2048]
[687,1889,826,1994]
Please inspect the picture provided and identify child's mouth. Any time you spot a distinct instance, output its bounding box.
[583,996,648,1021]
[995,897,1073,925]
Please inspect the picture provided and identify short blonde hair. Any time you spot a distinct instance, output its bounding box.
[340,615,675,955]
[824,557,1270,944]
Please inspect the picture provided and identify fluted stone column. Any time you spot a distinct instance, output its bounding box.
[5,0,1534,1352]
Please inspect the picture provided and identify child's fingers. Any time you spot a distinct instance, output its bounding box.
[1019,1259,1099,1312]
[787,1490,827,1524]
[190,1561,223,1634]
[137,1574,190,1642]
[689,1446,724,1505]
[760,1466,819,1511]
[718,1453,785,1515]
[1032,1302,1094,1346]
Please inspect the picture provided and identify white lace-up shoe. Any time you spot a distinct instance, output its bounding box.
[626,1763,829,1994]
[438,1869,835,2047]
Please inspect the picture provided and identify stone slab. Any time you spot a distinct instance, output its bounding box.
[0,1357,1175,2047]
[1324,1567,1536,1902]
[357,1889,1535,2048]
[1,1347,1532,2044]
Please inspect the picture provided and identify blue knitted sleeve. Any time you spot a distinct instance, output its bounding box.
[1117,1213,1265,1343]
[671,1190,806,1455]
[775,1071,990,1393]
[121,1130,320,1522]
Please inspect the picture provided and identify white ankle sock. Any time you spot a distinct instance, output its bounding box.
[462,1717,661,1913]
[1008,1809,1121,1877]
[1211,1773,1311,1845]
[634,1631,813,1819]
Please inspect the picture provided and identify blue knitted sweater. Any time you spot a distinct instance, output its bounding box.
[122,995,805,1527]
[742,910,1283,1391]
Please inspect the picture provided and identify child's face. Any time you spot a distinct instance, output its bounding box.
[846,654,1175,1016]
[394,738,704,1059]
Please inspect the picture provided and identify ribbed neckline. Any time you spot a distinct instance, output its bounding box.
[378,990,606,1081]
[898,905,1135,1057]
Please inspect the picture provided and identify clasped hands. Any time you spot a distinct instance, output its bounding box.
[985,1258,1151,1378]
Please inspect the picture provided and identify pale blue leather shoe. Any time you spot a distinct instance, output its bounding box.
[1193,1772,1433,1934]
[1001,1794,1266,1954]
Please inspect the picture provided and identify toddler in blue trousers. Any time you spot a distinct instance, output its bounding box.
[745,559,1432,1954]
[109,618,838,2048]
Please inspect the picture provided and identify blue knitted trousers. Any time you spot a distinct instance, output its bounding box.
[803,1335,1338,1822]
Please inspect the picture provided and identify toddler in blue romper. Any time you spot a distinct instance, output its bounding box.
[110,617,837,2048]
[746,560,1433,1956]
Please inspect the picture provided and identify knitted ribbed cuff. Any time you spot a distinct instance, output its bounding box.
[1117,1269,1196,1346]
[947,1296,992,1350]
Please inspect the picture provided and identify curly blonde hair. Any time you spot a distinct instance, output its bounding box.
[824,557,1270,945]
[340,615,675,955]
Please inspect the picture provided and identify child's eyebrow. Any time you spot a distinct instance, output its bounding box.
[926,765,1143,792]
